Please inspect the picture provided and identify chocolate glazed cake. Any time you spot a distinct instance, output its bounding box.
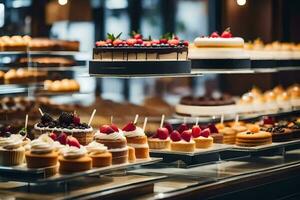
[89,32,191,75]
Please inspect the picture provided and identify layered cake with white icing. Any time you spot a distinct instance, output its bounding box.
[189,28,250,69]
[95,124,128,164]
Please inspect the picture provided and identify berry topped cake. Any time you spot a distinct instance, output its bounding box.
[90,32,191,75]
[34,112,94,145]
[189,28,250,69]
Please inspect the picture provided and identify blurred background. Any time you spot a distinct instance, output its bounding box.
[1,0,300,51]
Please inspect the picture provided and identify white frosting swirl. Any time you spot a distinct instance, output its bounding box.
[0,134,24,149]
[34,124,93,133]
[62,145,87,159]
[53,141,66,154]
[124,127,145,138]
[30,134,54,154]
[94,130,125,141]
[86,141,108,155]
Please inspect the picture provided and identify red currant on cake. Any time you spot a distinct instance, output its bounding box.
[157,127,169,140]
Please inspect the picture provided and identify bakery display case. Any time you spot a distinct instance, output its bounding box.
[1,0,300,199]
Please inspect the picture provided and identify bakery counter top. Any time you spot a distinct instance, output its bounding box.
[2,150,300,199]
[132,149,300,200]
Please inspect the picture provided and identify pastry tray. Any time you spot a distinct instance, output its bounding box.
[150,144,232,156]
[0,157,162,184]
[149,144,232,165]
[231,139,300,152]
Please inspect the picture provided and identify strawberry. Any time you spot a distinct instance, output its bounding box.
[134,34,143,40]
[96,41,107,46]
[49,132,57,141]
[136,39,143,44]
[177,123,189,134]
[183,40,189,46]
[66,136,80,148]
[164,122,173,134]
[208,124,219,133]
[100,125,115,134]
[159,38,168,44]
[173,35,179,40]
[221,27,232,38]
[210,32,220,38]
[73,115,80,125]
[113,39,123,46]
[57,132,67,145]
[110,124,119,132]
[168,39,179,46]
[157,127,169,140]
[170,130,181,142]
[181,130,192,142]
[201,128,211,138]
[122,122,136,132]
[126,38,137,46]
[192,125,201,138]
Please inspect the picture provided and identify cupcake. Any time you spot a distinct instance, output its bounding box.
[148,127,170,150]
[192,126,213,149]
[0,134,25,166]
[170,130,195,152]
[95,125,128,164]
[86,141,112,167]
[59,145,92,173]
[25,134,58,169]
[122,122,149,159]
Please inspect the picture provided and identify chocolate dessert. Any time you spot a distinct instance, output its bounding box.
[180,94,235,106]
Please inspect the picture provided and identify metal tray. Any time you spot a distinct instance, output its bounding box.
[0,158,162,183]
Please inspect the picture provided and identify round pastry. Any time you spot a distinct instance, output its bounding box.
[192,127,213,149]
[122,122,150,159]
[236,130,272,147]
[25,134,58,169]
[170,130,195,152]
[59,145,92,173]
[219,127,237,144]
[34,112,94,145]
[95,125,128,165]
[86,141,112,168]
[0,134,25,166]
[148,127,170,150]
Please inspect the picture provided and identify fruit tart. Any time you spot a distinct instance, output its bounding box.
[170,130,195,152]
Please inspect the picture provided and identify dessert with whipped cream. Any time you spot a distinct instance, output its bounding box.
[86,141,112,167]
[34,112,94,145]
[0,133,26,166]
[169,130,195,152]
[25,134,58,171]
[59,145,92,173]
[189,28,250,69]
[122,121,149,159]
[95,124,128,164]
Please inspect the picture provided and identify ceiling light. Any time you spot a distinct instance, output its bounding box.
[58,0,68,6]
[237,0,246,6]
